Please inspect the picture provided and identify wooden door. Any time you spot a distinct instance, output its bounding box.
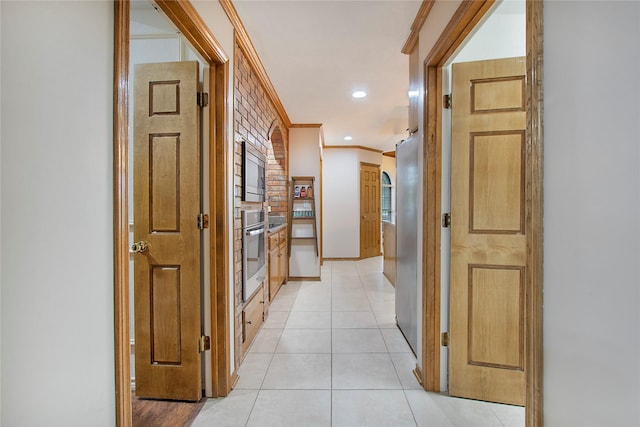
[133,61,202,401]
[449,57,526,405]
[360,163,381,259]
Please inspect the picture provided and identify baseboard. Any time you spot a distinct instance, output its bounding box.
[413,364,423,386]
[288,276,321,281]
[322,255,382,261]
[382,272,396,287]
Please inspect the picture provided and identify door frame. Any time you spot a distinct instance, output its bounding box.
[418,1,543,426]
[114,1,231,425]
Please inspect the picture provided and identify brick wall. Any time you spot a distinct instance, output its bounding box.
[233,41,289,369]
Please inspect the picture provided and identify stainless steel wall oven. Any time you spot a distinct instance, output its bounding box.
[242,209,266,301]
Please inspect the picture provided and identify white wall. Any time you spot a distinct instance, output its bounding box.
[451,0,525,64]
[1,2,115,425]
[289,127,321,277]
[323,148,360,258]
[322,148,383,259]
[543,1,640,425]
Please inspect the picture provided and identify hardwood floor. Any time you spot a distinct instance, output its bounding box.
[132,395,206,427]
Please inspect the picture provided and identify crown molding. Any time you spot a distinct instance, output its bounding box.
[322,145,383,154]
[402,0,436,54]
[219,0,292,128]
[290,123,323,128]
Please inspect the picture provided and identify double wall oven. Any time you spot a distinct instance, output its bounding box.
[242,209,266,302]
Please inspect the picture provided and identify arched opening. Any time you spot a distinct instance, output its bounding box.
[267,125,288,216]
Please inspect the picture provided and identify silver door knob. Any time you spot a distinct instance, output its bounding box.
[131,241,148,253]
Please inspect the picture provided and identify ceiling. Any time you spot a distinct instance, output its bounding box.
[231,0,423,152]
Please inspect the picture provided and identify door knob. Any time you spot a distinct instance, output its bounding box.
[131,240,148,253]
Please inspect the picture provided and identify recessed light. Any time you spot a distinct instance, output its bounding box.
[344,136,353,141]
[352,90,367,99]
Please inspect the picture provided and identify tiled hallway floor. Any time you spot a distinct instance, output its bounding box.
[193,258,524,427]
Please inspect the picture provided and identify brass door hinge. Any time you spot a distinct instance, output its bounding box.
[441,332,449,347]
[443,94,452,109]
[442,212,451,228]
[197,213,209,230]
[197,91,209,108]
[199,336,211,352]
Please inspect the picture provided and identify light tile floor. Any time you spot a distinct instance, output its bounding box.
[193,257,524,427]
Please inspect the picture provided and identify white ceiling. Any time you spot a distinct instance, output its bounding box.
[232,0,423,152]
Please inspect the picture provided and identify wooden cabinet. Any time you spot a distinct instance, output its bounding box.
[268,225,288,300]
[242,285,264,355]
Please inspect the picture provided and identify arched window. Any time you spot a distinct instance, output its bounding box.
[381,171,392,222]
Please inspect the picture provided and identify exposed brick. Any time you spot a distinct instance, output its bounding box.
[231,43,290,369]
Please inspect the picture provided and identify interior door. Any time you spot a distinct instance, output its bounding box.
[133,61,202,401]
[360,163,381,259]
[449,57,526,405]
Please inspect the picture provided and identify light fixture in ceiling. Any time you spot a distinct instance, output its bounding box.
[344,136,353,141]
[352,90,367,99]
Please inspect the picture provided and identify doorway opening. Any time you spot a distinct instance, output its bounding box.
[417,0,543,425]
[114,0,231,425]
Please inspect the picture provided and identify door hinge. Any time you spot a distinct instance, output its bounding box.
[197,91,209,108]
[442,212,451,228]
[198,335,211,352]
[443,94,452,109]
[441,332,449,347]
[197,213,209,230]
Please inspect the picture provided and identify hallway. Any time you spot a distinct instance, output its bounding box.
[193,258,524,426]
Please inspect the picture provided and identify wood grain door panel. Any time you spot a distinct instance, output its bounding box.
[449,57,526,406]
[360,163,381,259]
[133,61,202,401]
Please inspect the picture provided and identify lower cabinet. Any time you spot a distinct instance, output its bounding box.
[241,285,264,355]
[242,226,288,357]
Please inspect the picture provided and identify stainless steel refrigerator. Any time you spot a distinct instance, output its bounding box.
[395,134,419,354]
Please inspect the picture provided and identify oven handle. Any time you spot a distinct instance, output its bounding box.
[245,227,266,236]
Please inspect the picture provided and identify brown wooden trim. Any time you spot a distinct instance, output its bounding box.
[288,276,322,281]
[360,161,381,169]
[155,0,228,64]
[322,145,383,154]
[413,365,424,385]
[210,61,232,397]
[525,1,544,426]
[113,1,132,426]
[425,0,495,67]
[420,0,543,425]
[290,123,322,128]
[402,1,436,54]
[421,64,441,392]
[382,151,396,158]
[218,0,292,128]
[421,0,496,396]
[319,149,324,265]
